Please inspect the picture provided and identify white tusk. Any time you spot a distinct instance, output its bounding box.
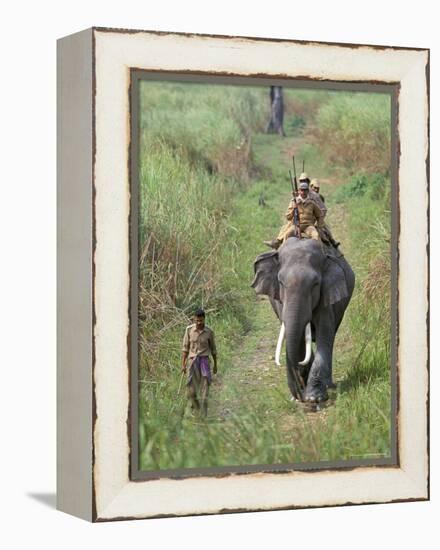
[298,323,312,366]
[275,322,285,366]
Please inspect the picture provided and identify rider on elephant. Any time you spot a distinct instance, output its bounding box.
[265,167,344,249]
[300,173,340,247]
[308,176,340,248]
[305,174,340,247]
[265,181,324,249]
[310,178,325,204]
[299,173,326,216]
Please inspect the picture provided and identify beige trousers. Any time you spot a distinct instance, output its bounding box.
[302,226,320,240]
[277,223,320,242]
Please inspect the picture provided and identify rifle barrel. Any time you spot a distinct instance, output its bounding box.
[292,156,298,193]
[289,170,295,193]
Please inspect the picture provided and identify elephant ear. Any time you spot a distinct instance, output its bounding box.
[251,250,280,300]
[321,256,349,307]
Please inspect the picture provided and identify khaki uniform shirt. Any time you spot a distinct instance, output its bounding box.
[309,190,327,217]
[286,193,326,222]
[296,196,324,228]
[182,324,217,360]
[286,197,324,228]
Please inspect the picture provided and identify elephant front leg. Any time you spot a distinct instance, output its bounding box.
[304,310,335,403]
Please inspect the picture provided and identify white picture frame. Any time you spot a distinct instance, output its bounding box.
[57,27,429,522]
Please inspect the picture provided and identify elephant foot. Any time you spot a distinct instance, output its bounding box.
[304,387,328,403]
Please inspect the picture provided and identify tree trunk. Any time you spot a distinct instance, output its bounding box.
[266,86,286,137]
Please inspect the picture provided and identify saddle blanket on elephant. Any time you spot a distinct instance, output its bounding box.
[187,356,212,386]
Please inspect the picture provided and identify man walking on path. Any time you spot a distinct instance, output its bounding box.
[182,308,218,417]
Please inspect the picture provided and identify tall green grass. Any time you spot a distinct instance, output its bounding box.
[140,82,267,179]
[138,82,267,374]
[138,83,271,468]
[283,89,331,128]
[329,163,391,453]
[313,92,391,174]
[334,184,392,456]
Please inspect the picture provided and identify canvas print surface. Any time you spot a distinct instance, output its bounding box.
[135,80,393,473]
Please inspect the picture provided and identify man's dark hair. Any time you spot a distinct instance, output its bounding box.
[194,308,205,318]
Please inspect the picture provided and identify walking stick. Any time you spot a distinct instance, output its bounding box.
[176,371,185,398]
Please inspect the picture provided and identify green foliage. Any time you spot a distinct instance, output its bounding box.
[314,92,391,174]
[332,172,390,203]
[138,82,268,374]
[140,82,267,179]
[285,113,306,135]
[283,89,332,126]
[326,162,392,458]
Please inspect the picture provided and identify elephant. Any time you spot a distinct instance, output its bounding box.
[251,237,355,403]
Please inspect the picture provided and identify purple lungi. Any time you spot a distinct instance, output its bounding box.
[187,356,212,385]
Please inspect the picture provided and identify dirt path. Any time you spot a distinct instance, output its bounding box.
[208,296,279,420]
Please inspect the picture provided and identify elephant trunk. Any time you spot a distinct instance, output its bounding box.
[283,302,312,400]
